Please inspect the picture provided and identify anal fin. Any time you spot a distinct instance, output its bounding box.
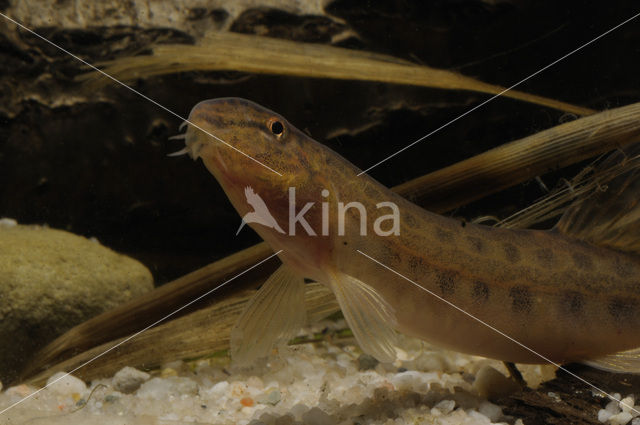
[583,347,640,374]
[230,264,306,366]
[329,272,399,362]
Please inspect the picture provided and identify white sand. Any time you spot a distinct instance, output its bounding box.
[0,319,561,425]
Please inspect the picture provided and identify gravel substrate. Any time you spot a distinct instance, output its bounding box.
[0,319,559,425]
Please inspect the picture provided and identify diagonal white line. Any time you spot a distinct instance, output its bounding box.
[357,10,640,176]
[0,12,282,177]
[0,250,283,416]
[356,249,639,414]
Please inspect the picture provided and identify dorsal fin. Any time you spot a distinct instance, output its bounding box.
[554,142,640,255]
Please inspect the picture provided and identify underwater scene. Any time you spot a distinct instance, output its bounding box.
[1,1,640,424]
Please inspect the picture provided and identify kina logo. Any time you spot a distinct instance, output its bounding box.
[236,186,286,235]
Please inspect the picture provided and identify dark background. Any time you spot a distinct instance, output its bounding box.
[1,0,639,284]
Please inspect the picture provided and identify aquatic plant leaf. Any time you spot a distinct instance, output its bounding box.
[555,142,640,255]
[81,31,593,116]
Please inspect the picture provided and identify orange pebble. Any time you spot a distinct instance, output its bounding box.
[240,397,254,407]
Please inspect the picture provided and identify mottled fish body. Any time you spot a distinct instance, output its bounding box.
[178,97,640,372]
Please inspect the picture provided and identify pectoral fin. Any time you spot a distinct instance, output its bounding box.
[230,264,306,366]
[329,272,399,362]
[583,347,640,373]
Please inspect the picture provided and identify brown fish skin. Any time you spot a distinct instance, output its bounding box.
[184,97,640,365]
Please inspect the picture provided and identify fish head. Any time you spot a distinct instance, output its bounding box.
[180,97,341,276]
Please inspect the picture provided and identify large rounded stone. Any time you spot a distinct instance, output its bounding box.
[0,221,154,383]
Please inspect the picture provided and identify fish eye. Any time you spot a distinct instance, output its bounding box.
[268,118,285,138]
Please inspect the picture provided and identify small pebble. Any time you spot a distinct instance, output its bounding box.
[0,218,17,227]
[46,372,87,396]
[290,403,308,420]
[254,413,276,424]
[600,409,615,423]
[433,399,455,414]
[301,407,333,425]
[274,414,295,425]
[478,401,503,422]
[240,397,254,407]
[547,392,562,402]
[137,377,198,398]
[607,400,623,414]
[160,367,178,378]
[104,394,119,403]
[610,411,633,425]
[5,384,35,398]
[246,376,264,389]
[391,370,427,391]
[357,354,379,371]
[113,366,150,393]
[255,388,281,406]
[473,366,520,399]
[621,396,636,413]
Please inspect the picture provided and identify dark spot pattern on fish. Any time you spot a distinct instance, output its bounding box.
[403,213,417,228]
[535,248,555,267]
[509,286,532,313]
[379,244,402,265]
[614,257,634,278]
[503,243,520,263]
[201,113,224,127]
[608,297,636,323]
[561,291,584,315]
[436,271,456,296]
[408,256,424,273]
[472,281,489,303]
[466,236,485,253]
[572,253,593,270]
[435,227,454,243]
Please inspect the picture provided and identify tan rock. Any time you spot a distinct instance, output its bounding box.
[0,223,153,383]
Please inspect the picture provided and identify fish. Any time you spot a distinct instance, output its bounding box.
[175,97,640,372]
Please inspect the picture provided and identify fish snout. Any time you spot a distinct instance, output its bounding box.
[167,123,206,160]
